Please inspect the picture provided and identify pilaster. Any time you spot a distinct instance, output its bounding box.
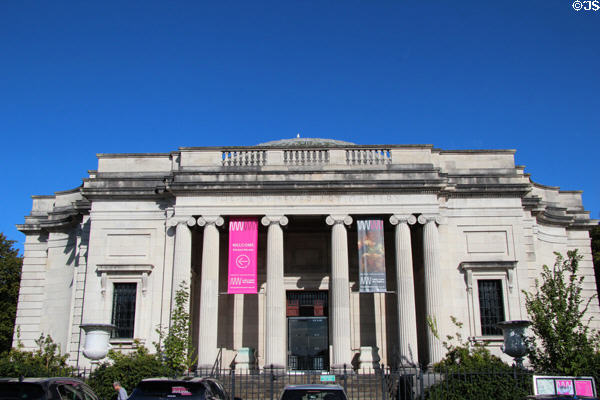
[169,216,196,311]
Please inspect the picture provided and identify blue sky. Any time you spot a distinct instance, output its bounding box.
[1,1,598,252]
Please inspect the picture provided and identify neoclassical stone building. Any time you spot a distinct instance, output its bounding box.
[14,138,599,370]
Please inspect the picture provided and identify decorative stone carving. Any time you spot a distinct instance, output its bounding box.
[168,216,197,227]
[389,214,417,226]
[197,216,224,227]
[261,215,288,227]
[326,214,352,226]
[80,324,114,361]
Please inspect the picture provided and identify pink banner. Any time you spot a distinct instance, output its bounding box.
[227,217,258,294]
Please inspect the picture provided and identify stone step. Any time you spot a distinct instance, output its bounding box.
[215,373,395,400]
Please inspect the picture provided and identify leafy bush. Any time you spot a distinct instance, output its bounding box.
[87,343,173,400]
[0,333,73,377]
[425,318,530,400]
[88,283,193,399]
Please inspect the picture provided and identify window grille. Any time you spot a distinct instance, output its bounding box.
[478,280,505,336]
[111,283,137,338]
[286,291,328,317]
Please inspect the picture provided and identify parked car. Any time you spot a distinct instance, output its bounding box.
[525,396,600,399]
[279,384,347,400]
[0,377,99,400]
[128,377,229,400]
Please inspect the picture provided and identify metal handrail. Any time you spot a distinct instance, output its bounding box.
[210,348,223,377]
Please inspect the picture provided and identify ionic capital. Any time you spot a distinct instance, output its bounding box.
[261,215,289,227]
[197,215,224,227]
[326,215,353,226]
[389,214,417,226]
[417,215,443,225]
[168,216,197,227]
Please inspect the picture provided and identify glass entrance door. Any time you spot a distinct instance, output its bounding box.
[288,317,329,370]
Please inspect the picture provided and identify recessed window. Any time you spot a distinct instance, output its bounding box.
[111,283,137,338]
[478,279,505,336]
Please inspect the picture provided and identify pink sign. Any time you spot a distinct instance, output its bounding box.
[556,380,574,395]
[228,217,258,294]
[575,380,594,396]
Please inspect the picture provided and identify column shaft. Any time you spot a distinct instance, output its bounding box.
[329,216,352,369]
[197,222,221,369]
[264,220,286,369]
[423,219,443,364]
[394,219,419,366]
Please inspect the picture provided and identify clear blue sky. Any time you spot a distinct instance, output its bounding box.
[1,1,598,253]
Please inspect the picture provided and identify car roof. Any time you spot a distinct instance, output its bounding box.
[139,377,217,384]
[0,378,85,384]
[283,384,344,390]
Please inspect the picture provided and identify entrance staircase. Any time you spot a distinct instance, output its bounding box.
[214,370,398,400]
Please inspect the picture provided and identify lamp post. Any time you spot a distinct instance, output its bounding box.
[80,324,115,361]
[496,320,530,368]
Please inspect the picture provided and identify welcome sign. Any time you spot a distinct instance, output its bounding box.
[228,217,258,294]
[357,218,387,292]
[533,375,596,396]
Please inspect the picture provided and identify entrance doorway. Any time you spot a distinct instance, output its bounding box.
[286,291,329,371]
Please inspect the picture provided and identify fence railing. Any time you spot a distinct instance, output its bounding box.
[205,365,535,400]
[18,365,559,400]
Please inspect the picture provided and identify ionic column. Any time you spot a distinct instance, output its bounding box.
[261,215,288,370]
[389,214,419,366]
[196,215,224,369]
[170,217,197,312]
[418,215,444,365]
[326,214,353,370]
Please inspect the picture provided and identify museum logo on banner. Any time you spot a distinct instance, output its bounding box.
[357,218,386,292]
[228,217,258,294]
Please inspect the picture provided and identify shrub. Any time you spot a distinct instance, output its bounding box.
[87,343,173,400]
[425,318,530,400]
[0,333,73,377]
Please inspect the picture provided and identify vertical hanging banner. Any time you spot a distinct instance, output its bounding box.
[357,218,387,292]
[228,217,258,294]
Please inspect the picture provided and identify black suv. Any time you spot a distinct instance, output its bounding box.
[0,378,99,400]
[279,384,348,400]
[128,378,229,400]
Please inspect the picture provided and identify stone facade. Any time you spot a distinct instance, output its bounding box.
[14,139,599,369]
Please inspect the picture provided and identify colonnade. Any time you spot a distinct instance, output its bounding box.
[169,213,443,369]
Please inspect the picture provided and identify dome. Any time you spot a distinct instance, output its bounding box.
[257,137,355,147]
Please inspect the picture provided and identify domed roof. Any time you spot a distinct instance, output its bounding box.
[257,137,355,147]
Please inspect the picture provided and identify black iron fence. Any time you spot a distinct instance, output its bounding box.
[204,365,535,400]
[33,364,552,399]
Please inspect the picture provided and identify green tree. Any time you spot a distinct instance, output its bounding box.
[591,225,600,299]
[524,250,600,378]
[0,233,23,353]
[154,282,195,373]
